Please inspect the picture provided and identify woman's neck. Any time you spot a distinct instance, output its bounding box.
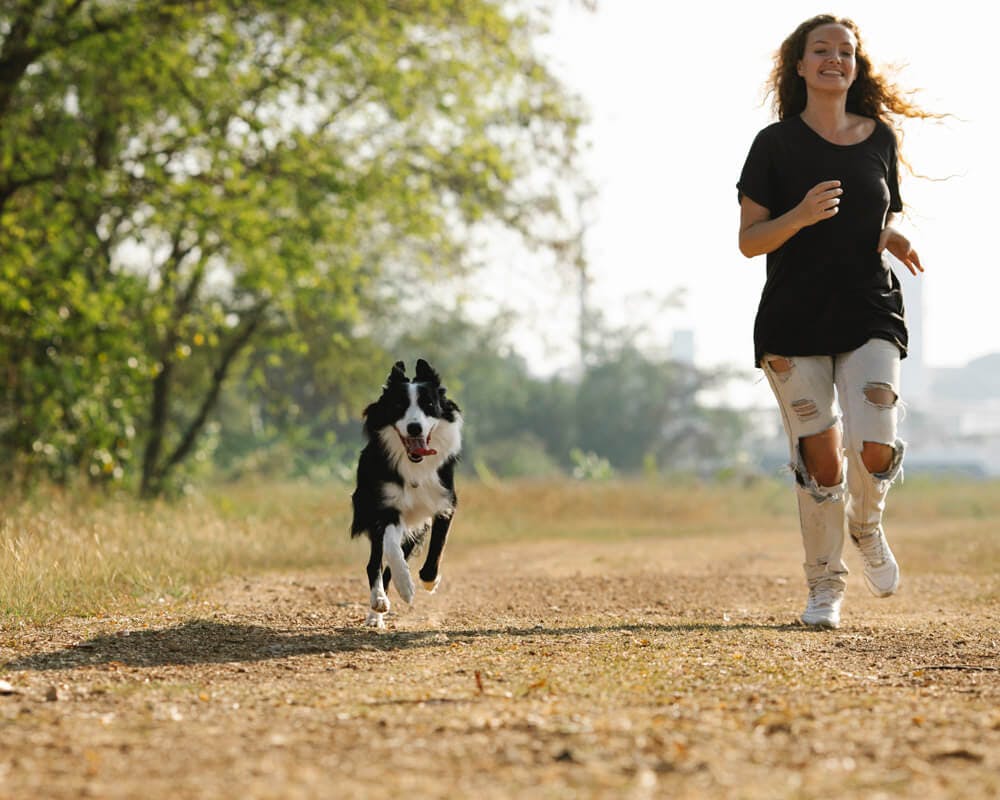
[800,95,851,137]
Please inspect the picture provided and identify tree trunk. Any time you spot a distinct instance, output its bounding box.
[139,304,267,498]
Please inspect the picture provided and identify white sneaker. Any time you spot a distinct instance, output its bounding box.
[801,581,843,629]
[852,528,900,597]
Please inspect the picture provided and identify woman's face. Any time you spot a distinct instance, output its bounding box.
[796,24,858,93]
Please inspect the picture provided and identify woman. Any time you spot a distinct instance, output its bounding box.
[736,15,932,628]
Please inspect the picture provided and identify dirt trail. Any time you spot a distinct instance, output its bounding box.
[2,529,998,799]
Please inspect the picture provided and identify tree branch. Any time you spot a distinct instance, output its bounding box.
[157,301,269,484]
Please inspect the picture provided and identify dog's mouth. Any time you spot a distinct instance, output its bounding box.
[400,433,437,463]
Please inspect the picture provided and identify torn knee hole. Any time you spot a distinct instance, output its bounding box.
[863,382,897,409]
[792,464,844,502]
[861,441,895,475]
[794,437,843,492]
[791,398,820,421]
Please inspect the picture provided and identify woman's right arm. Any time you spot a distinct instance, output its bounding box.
[738,180,843,258]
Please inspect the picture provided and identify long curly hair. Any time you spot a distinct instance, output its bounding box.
[767,15,935,125]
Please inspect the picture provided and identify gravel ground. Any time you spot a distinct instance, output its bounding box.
[2,528,998,799]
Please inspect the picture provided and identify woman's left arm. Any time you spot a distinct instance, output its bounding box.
[878,214,924,275]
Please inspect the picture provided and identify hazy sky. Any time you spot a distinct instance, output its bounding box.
[498,1,995,393]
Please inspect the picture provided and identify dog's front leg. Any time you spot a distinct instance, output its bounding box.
[384,523,415,604]
[381,537,417,597]
[418,513,453,593]
[366,530,389,628]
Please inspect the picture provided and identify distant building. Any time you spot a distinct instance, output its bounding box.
[889,270,1000,476]
[670,329,695,364]
[900,273,929,407]
[901,353,1000,476]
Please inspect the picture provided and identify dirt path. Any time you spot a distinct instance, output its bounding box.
[2,529,998,799]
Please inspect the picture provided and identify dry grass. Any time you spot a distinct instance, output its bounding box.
[2,476,998,622]
[1,476,999,799]
[0,483,355,621]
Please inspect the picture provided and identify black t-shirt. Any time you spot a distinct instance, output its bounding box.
[737,115,908,368]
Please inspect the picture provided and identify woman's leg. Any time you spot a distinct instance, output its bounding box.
[835,338,903,597]
[761,354,847,627]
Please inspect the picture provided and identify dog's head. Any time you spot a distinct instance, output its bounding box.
[363,359,462,464]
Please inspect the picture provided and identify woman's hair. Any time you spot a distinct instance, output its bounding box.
[767,14,935,125]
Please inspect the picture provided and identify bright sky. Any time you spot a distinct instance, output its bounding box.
[497,1,995,400]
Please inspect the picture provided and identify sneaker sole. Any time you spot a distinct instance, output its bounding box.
[800,615,840,629]
[863,574,900,598]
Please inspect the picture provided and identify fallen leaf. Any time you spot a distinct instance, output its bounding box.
[931,748,984,763]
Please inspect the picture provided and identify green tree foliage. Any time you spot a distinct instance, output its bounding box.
[248,306,751,481]
[575,344,748,474]
[0,1,585,495]
[378,310,576,476]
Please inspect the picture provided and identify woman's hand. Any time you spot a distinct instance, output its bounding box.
[878,226,923,275]
[794,180,843,227]
[738,180,842,258]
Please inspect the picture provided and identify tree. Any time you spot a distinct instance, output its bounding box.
[0,1,585,495]
[575,345,747,473]
[573,305,751,475]
[272,304,753,480]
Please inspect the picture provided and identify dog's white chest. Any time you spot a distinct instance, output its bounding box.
[381,477,453,529]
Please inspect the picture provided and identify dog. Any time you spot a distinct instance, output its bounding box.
[350,359,463,628]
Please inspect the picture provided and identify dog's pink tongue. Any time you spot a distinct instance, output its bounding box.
[405,437,437,456]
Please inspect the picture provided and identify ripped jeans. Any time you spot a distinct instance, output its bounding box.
[761,338,905,587]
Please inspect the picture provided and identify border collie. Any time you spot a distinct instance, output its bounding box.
[350,359,463,628]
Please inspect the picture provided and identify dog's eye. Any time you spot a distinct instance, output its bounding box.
[419,397,438,416]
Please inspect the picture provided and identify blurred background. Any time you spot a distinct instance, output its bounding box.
[2,0,996,500]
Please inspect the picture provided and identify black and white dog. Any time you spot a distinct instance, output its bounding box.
[350,359,463,628]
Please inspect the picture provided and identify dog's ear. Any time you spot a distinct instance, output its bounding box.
[385,361,407,386]
[439,389,460,417]
[414,358,440,385]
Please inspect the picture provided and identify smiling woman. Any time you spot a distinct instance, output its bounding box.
[799,28,857,90]
[536,3,996,384]
[735,13,941,629]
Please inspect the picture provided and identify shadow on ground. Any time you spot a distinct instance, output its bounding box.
[4,618,802,672]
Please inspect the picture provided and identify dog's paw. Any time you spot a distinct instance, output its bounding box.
[365,611,386,629]
[393,571,416,605]
[370,588,390,614]
[421,574,441,594]
[385,541,414,604]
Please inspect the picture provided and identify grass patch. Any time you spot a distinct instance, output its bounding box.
[0,483,358,622]
[2,476,999,622]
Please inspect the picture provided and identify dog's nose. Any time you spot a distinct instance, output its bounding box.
[407,422,423,436]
